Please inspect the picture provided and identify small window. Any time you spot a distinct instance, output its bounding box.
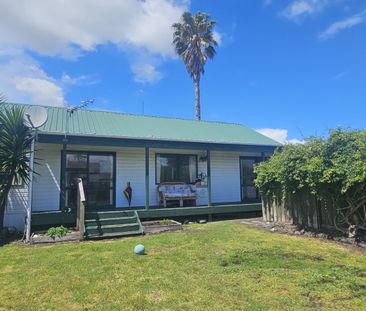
[156,154,197,184]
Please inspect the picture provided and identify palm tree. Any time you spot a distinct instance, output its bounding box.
[173,12,218,121]
[0,100,33,233]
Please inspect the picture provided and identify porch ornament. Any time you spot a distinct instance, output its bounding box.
[123,182,132,207]
[134,244,145,255]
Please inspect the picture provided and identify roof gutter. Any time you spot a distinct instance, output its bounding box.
[37,131,281,148]
[37,133,280,153]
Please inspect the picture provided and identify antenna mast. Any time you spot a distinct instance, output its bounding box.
[61,99,94,211]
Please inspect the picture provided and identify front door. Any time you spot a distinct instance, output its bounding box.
[240,157,260,202]
[64,152,115,210]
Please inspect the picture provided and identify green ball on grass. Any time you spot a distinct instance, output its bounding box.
[134,244,145,255]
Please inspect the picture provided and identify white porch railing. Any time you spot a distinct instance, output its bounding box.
[76,178,86,241]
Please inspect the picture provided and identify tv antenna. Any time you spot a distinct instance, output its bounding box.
[61,99,94,211]
[23,105,49,243]
[66,99,94,114]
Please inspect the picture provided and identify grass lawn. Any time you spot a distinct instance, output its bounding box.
[0,221,365,311]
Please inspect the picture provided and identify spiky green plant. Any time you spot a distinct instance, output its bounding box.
[0,99,33,232]
[173,12,218,121]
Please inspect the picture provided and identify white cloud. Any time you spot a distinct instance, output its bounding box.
[213,31,222,46]
[287,138,305,144]
[14,77,64,107]
[319,10,366,39]
[264,0,273,6]
[282,0,328,21]
[256,128,305,144]
[0,0,187,58]
[0,0,190,86]
[333,70,349,80]
[0,51,65,106]
[61,73,100,86]
[131,63,163,84]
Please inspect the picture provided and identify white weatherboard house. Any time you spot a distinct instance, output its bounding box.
[4,103,279,238]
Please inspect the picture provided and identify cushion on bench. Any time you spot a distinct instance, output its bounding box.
[158,184,196,198]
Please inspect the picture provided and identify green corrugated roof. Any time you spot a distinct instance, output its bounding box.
[4,103,280,146]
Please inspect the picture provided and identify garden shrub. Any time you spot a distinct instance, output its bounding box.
[46,226,69,239]
[255,129,366,233]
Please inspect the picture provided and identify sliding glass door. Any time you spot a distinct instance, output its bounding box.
[64,152,115,210]
[240,157,260,202]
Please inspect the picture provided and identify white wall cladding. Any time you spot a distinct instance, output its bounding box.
[211,151,241,203]
[32,144,62,211]
[4,186,28,230]
[117,147,145,207]
[4,142,263,230]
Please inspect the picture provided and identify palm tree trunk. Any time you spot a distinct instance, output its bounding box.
[194,78,201,121]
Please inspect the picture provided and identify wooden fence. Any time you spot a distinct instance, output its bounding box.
[262,189,337,230]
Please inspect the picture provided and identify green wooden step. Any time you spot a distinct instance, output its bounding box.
[85,210,135,219]
[84,210,143,239]
[85,223,141,236]
[85,230,143,239]
[85,216,138,227]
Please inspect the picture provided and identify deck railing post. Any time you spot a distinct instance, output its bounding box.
[207,149,212,221]
[145,147,150,210]
[76,190,80,230]
[76,178,86,240]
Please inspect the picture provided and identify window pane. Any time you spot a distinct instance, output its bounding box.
[89,155,114,188]
[241,159,258,200]
[156,154,197,183]
[178,156,189,182]
[65,172,87,187]
[64,152,115,209]
[66,189,77,209]
[65,173,87,209]
[159,155,178,183]
[66,153,87,169]
[178,155,197,183]
[87,186,113,206]
[88,155,114,206]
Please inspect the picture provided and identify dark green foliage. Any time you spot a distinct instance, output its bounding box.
[0,101,34,231]
[172,12,218,120]
[46,226,69,239]
[255,129,366,233]
[172,12,217,81]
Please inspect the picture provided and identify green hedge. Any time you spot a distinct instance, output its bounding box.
[255,129,366,233]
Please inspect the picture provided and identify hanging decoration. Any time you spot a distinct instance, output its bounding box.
[123,182,132,207]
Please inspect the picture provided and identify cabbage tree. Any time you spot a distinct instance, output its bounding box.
[0,100,33,234]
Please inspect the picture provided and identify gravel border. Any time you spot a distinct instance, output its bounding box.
[142,220,183,235]
[30,231,80,244]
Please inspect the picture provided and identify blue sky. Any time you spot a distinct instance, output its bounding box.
[0,0,365,143]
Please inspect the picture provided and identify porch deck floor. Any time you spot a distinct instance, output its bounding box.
[135,202,262,219]
[31,202,262,227]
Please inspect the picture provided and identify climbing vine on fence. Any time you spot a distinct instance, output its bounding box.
[254,129,366,233]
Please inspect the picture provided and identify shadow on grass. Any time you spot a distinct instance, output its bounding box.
[0,232,23,247]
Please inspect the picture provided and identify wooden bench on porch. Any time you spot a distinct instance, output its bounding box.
[157,182,197,207]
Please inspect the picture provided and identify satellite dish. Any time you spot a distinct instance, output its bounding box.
[24,106,48,129]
